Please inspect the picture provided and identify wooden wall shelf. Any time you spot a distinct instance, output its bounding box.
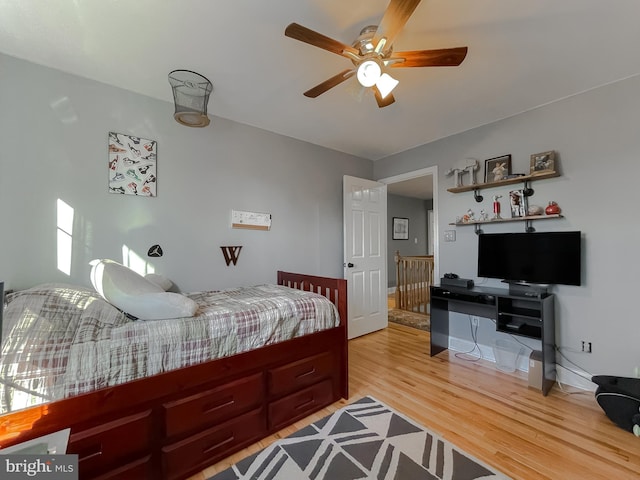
[449,214,563,227]
[447,171,559,194]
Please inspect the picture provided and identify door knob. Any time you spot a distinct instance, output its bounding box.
[347,263,354,268]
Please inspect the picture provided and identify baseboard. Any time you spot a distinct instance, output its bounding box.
[556,364,596,392]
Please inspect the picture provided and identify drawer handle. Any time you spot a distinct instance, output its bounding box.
[295,367,316,379]
[203,435,235,455]
[77,444,103,464]
[203,398,235,414]
[295,397,315,410]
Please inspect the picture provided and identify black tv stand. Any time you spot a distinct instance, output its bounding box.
[430,285,556,395]
[501,280,549,298]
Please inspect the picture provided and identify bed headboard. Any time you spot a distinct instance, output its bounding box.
[277,271,346,319]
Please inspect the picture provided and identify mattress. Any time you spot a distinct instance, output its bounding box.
[0,283,340,413]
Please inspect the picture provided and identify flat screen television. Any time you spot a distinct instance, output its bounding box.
[477,231,582,286]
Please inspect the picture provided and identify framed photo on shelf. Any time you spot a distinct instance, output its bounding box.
[484,154,512,183]
[530,150,556,175]
[392,217,409,240]
[509,189,527,218]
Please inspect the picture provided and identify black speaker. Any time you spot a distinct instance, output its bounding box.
[441,277,474,289]
[592,375,640,433]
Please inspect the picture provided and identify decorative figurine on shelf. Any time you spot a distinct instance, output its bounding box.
[464,159,480,185]
[462,209,476,223]
[528,205,544,216]
[492,162,508,182]
[479,209,489,221]
[492,195,502,220]
[445,167,467,187]
[545,201,561,215]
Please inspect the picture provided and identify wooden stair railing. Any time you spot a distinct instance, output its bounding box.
[394,251,434,315]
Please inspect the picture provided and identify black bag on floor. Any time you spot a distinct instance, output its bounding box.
[592,375,640,435]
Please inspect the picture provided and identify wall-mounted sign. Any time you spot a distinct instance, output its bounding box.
[220,246,242,266]
[231,210,271,230]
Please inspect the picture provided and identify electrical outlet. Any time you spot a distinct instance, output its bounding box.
[444,230,456,242]
[581,341,592,353]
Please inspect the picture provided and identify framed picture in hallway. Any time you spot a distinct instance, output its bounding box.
[393,217,409,240]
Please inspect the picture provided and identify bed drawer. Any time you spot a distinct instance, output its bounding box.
[90,455,152,480]
[268,379,333,431]
[68,410,152,477]
[268,351,334,397]
[162,407,266,480]
[163,372,263,438]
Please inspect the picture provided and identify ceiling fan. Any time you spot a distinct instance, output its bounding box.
[285,0,468,108]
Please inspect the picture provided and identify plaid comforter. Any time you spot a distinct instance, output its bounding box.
[0,283,340,413]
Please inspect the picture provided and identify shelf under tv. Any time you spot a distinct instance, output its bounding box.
[450,213,563,233]
[449,213,563,227]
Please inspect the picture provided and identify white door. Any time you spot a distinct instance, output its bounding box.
[343,175,388,339]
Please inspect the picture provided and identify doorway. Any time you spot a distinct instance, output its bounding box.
[379,166,439,288]
[341,168,437,337]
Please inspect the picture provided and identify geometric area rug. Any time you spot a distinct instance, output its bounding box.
[209,396,510,480]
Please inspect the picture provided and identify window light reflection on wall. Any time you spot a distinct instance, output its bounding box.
[122,245,155,276]
[56,199,74,275]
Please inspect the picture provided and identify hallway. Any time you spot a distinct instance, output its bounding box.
[388,293,430,331]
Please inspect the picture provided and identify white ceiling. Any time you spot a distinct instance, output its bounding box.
[1,1,640,161]
[387,175,434,200]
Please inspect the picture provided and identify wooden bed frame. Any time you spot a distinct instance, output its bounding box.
[0,271,348,480]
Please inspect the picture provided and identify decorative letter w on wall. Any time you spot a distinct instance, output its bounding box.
[220,246,242,266]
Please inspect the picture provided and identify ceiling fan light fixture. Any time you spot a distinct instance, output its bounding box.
[285,1,467,108]
[168,70,213,128]
[376,72,399,99]
[374,38,387,54]
[356,60,381,88]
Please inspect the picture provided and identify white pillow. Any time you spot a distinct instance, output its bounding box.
[89,259,197,320]
[145,273,173,291]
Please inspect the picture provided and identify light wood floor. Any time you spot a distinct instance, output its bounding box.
[190,323,639,479]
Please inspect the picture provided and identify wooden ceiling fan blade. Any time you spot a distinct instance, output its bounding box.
[303,69,356,98]
[285,23,360,58]
[372,0,422,49]
[389,47,468,68]
[373,87,395,108]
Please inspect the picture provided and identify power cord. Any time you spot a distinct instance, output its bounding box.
[551,346,594,395]
[554,346,593,380]
[454,316,483,362]
[456,316,531,363]
[507,333,534,353]
[487,317,535,352]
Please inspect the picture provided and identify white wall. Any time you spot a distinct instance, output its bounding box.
[0,53,372,292]
[374,75,640,381]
